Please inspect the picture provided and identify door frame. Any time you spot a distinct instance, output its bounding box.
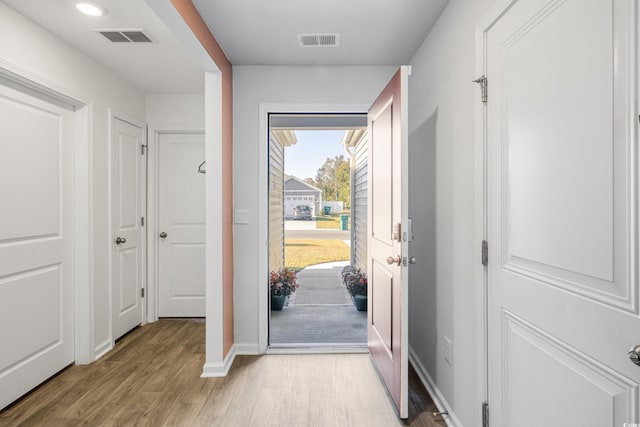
[0,60,94,364]
[108,110,148,345]
[473,0,536,415]
[146,125,205,322]
[257,103,370,353]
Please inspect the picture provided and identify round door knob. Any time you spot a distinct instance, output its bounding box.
[159,232,167,238]
[386,255,401,266]
[409,256,417,265]
[115,237,126,245]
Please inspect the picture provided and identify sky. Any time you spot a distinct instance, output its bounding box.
[284,130,347,180]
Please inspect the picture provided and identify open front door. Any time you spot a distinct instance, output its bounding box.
[367,66,409,419]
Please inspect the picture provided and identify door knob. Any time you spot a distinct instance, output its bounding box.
[159,232,167,238]
[386,255,401,266]
[409,256,417,265]
[115,237,126,245]
[629,345,640,366]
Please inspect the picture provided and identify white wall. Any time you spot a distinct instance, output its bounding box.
[146,94,204,127]
[407,0,499,425]
[233,65,396,349]
[0,3,145,359]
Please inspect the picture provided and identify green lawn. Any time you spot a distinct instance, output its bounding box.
[285,239,350,271]
[315,212,350,230]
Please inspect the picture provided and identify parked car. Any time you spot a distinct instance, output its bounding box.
[293,205,312,220]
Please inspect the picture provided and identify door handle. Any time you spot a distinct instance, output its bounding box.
[409,256,417,265]
[115,237,126,245]
[386,255,401,266]
[159,232,167,238]
[629,345,640,366]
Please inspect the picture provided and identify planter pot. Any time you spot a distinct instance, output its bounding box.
[271,294,287,311]
[353,295,367,311]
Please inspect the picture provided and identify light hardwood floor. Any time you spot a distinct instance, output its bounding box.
[0,319,446,426]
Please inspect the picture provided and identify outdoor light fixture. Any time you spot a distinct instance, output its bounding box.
[75,1,108,17]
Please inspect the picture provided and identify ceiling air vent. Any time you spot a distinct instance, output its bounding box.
[96,29,153,43]
[297,33,340,48]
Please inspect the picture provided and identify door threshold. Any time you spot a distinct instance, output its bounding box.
[267,343,368,354]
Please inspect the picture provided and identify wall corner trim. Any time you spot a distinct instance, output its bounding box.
[408,346,463,427]
[201,345,237,377]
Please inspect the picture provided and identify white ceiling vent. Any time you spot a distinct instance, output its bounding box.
[95,29,153,43]
[297,33,340,48]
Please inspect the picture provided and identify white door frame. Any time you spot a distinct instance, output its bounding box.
[108,110,147,345]
[0,60,95,364]
[257,103,369,353]
[146,125,205,322]
[473,0,510,413]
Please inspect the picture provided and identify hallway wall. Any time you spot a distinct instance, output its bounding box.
[0,3,146,359]
[407,0,499,425]
[232,65,396,350]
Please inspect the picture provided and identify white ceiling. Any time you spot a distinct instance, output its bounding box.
[193,0,449,65]
[2,0,449,93]
[2,0,205,94]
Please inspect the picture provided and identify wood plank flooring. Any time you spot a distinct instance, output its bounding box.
[0,319,446,426]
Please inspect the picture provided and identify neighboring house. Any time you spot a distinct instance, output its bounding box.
[284,175,322,218]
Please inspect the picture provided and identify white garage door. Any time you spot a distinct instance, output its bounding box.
[0,83,75,409]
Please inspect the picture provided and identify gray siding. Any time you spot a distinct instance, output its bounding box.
[269,134,285,272]
[352,135,368,271]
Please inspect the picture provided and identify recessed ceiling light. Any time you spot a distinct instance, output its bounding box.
[75,1,108,17]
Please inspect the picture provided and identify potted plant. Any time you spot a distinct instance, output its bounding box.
[341,266,368,311]
[269,267,299,310]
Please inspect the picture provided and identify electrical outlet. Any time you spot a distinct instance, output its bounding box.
[444,336,452,365]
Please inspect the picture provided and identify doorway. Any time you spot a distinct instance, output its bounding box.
[267,114,368,349]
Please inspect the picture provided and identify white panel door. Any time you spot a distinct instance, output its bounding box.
[112,117,145,339]
[158,132,205,317]
[0,84,74,409]
[486,0,640,425]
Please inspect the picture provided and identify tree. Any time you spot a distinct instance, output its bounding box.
[308,155,351,208]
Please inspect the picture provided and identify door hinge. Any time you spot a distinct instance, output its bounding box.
[141,144,147,155]
[482,402,489,427]
[481,240,488,267]
[141,216,145,227]
[473,75,488,103]
[141,288,145,298]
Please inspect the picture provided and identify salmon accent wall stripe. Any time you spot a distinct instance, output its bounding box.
[170,0,234,358]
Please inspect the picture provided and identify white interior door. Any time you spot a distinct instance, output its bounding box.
[367,66,410,419]
[112,116,145,339]
[486,0,640,425]
[158,132,205,317]
[0,84,74,409]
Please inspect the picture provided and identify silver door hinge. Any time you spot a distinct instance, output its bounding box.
[141,144,147,155]
[141,216,145,227]
[481,240,488,267]
[473,75,488,103]
[482,402,489,427]
[141,288,145,298]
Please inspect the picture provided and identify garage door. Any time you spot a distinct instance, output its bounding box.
[0,83,75,409]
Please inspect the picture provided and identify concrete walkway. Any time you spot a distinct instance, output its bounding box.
[270,261,367,345]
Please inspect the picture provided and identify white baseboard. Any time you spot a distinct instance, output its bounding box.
[409,346,463,427]
[201,345,237,377]
[94,340,112,361]
[234,342,261,355]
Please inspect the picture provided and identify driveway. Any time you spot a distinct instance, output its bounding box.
[285,229,350,240]
[284,220,317,230]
